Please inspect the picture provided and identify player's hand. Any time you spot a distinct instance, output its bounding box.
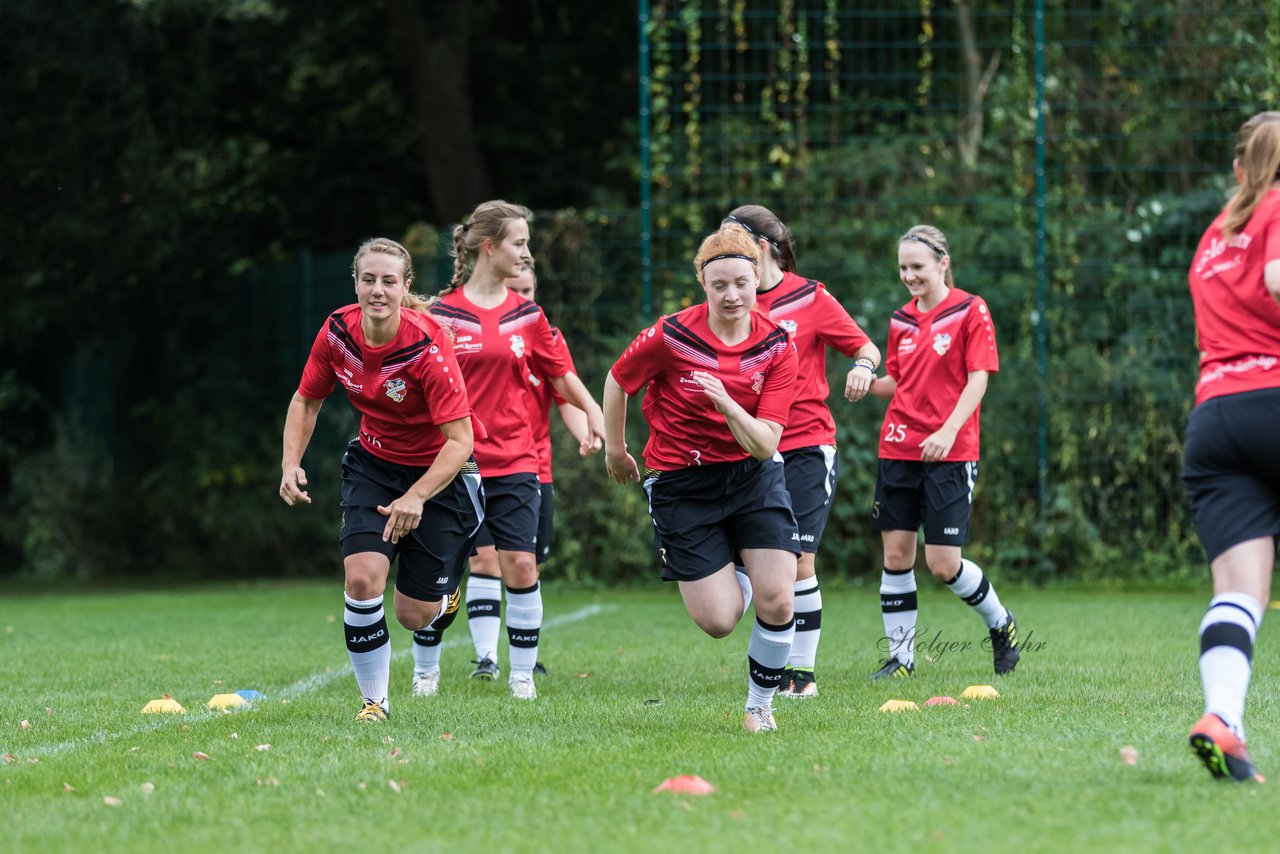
[844,366,873,402]
[580,412,606,457]
[378,493,426,544]
[919,427,958,463]
[691,371,733,413]
[605,448,641,485]
[280,466,311,505]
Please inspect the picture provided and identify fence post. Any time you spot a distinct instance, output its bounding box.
[1034,0,1048,516]
[638,0,653,320]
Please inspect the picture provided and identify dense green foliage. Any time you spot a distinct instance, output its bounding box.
[4,583,1278,849]
[2,1,1279,581]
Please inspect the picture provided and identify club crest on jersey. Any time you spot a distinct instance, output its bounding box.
[899,336,917,354]
[510,334,525,358]
[779,319,798,337]
[932,333,952,356]
[384,378,407,403]
[751,371,766,394]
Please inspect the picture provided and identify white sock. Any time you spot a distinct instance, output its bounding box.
[506,582,543,679]
[746,617,795,709]
[880,568,918,665]
[411,631,442,674]
[1200,592,1263,740]
[945,558,1008,628]
[344,593,391,710]
[466,574,503,663]
[735,566,753,619]
[789,576,822,670]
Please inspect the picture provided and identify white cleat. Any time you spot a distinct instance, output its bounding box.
[411,670,441,697]
[743,706,778,733]
[509,672,537,700]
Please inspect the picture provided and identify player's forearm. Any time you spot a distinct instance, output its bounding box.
[852,341,882,369]
[556,402,590,444]
[282,393,322,469]
[602,375,629,453]
[406,420,474,503]
[551,372,604,422]
[723,404,783,459]
[869,375,897,400]
[941,371,989,433]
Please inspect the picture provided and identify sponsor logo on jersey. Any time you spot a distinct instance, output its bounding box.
[678,372,701,390]
[337,372,364,393]
[384,378,407,403]
[932,333,952,355]
[780,319,798,336]
[456,335,472,343]
[510,334,525,358]
[751,371,766,393]
[899,336,917,354]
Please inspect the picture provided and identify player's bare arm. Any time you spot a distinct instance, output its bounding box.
[280,393,324,505]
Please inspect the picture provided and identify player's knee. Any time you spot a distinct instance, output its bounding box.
[752,588,794,625]
[394,599,440,631]
[925,556,961,581]
[503,554,538,588]
[698,615,738,638]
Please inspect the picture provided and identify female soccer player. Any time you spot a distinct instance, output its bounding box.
[280,237,483,723]
[426,200,605,701]
[604,225,800,733]
[1183,111,1280,784]
[722,205,881,698]
[860,225,1019,680]
[463,260,589,684]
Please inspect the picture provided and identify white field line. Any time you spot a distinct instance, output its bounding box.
[9,603,611,760]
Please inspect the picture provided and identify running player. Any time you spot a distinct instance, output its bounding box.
[425,200,605,701]
[722,205,881,698]
[604,224,800,733]
[464,260,590,682]
[859,225,1019,679]
[279,237,483,722]
[1184,111,1280,784]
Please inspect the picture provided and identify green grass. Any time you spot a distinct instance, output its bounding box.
[2,581,1277,852]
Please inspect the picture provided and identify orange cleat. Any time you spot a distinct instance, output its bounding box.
[1189,713,1265,783]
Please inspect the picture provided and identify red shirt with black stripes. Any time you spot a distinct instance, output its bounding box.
[297,304,473,467]
[610,303,799,471]
[755,271,872,451]
[1189,189,1280,405]
[429,289,570,477]
[880,287,998,461]
[527,327,576,483]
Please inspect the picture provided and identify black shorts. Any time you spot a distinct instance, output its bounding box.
[473,472,541,553]
[1183,387,1280,562]
[473,481,555,564]
[644,455,799,582]
[871,459,978,546]
[338,440,485,601]
[781,445,839,554]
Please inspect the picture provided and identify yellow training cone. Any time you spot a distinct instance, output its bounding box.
[961,685,1000,700]
[879,699,920,713]
[141,697,186,714]
[207,693,247,710]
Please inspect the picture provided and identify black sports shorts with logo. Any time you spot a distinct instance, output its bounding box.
[643,454,799,582]
[472,480,555,564]
[871,458,978,546]
[339,439,485,601]
[781,445,839,554]
[1183,387,1280,562]
[468,472,541,554]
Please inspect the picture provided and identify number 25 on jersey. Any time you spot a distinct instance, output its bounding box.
[884,422,907,443]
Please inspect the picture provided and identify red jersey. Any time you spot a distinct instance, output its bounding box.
[297,305,474,467]
[880,287,998,461]
[610,303,799,471]
[1189,189,1280,406]
[527,327,577,483]
[429,289,569,477]
[755,271,872,451]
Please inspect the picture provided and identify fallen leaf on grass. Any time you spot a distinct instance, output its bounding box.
[192,752,210,761]
[63,783,75,793]
[1,755,16,764]
[44,708,51,716]
[439,732,453,741]
[387,747,402,759]
[653,775,716,795]
[228,733,239,740]
[1120,745,1139,766]
[103,796,123,807]
[18,721,30,731]
[128,747,140,753]
[140,782,155,796]
[256,776,279,787]
[315,788,325,797]
[972,735,986,742]
[576,673,590,678]
[255,745,271,752]
[358,783,367,791]
[388,779,402,794]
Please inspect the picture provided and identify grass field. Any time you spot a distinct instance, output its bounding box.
[2,580,1277,852]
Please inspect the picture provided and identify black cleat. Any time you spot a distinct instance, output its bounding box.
[786,668,818,698]
[869,657,914,679]
[989,612,1020,674]
[533,661,548,677]
[777,667,796,696]
[470,656,499,680]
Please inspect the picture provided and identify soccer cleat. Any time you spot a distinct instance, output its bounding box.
[411,670,440,697]
[776,667,796,697]
[743,706,778,733]
[354,700,389,723]
[509,672,537,700]
[989,611,1021,675]
[471,656,500,681]
[1189,713,1265,783]
[869,657,915,679]
[533,661,549,677]
[785,669,818,698]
